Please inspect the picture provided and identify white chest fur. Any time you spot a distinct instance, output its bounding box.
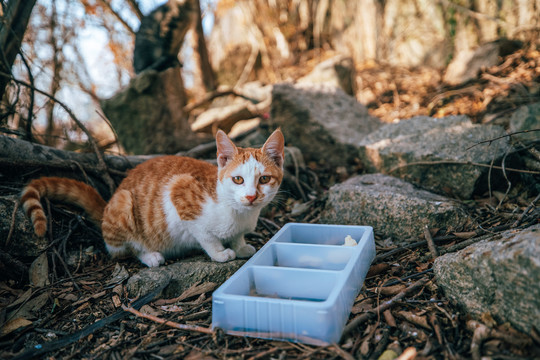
[161,184,260,258]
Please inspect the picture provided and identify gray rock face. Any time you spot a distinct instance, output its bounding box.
[126,256,245,298]
[357,115,512,199]
[509,102,540,142]
[433,224,540,334]
[320,174,474,240]
[297,55,357,96]
[443,42,501,86]
[0,196,48,258]
[271,83,382,167]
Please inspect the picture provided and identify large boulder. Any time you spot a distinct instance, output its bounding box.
[433,224,540,334]
[443,39,522,85]
[357,115,512,199]
[509,102,540,143]
[320,174,475,240]
[297,55,356,96]
[271,83,382,168]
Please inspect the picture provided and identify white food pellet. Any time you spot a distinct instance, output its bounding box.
[343,235,357,246]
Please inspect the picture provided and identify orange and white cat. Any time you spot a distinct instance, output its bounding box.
[21,129,284,267]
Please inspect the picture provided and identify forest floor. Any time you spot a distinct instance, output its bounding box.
[1,47,539,359]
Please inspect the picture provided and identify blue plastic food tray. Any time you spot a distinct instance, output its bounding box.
[212,223,376,345]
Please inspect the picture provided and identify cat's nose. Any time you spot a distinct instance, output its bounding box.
[245,194,257,204]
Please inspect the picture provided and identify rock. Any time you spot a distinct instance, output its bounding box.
[357,115,512,199]
[101,68,211,155]
[126,256,245,298]
[0,195,49,258]
[443,39,522,85]
[320,174,474,240]
[509,103,540,143]
[433,224,540,334]
[191,102,256,134]
[297,55,356,96]
[271,83,382,168]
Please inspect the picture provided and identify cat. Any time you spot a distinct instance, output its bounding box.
[21,129,285,267]
[133,0,197,74]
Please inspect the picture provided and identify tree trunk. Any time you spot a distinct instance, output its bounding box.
[44,0,62,146]
[0,0,37,103]
[194,0,216,92]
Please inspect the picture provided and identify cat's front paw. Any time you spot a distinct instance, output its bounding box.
[139,252,165,267]
[235,244,256,258]
[211,248,236,262]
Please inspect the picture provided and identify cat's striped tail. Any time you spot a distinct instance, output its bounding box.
[20,177,107,237]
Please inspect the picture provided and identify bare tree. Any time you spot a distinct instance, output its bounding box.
[0,0,37,103]
[194,0,216,92]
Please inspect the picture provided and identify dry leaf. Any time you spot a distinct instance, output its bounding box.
[360,338,371,356]
[379,284,406,296]
[112,295,122,308]
[378,349,398,360]
[397,310,431,329]
[367,263,390,277]
[106,263,129,287]
[140,304,162,317]
[155,282,217,305]
[383,309,397,327]
[6,288,32,310]
[0,317,32,337]
[29,252,49,287]
[160,304,184,312]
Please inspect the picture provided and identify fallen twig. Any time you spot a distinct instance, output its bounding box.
[513,192,540,227]
[331,343,356,360]
[466,129,540,150]
[424,225,439,258]
[122,305,213,335]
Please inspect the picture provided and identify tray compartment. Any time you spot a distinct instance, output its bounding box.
[251,243,353,270]
[273,223,370,246]
[221,266,338,302]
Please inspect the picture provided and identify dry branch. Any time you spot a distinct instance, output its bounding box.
[122,305,213,335]
[0,72,117,194]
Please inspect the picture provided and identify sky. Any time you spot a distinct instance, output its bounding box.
[26,0,216,133]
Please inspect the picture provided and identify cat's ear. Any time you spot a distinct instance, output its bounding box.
[216,130,237,168]
[262,128,285,168]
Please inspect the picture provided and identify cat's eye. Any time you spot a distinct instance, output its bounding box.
[259,175,271,184]
[232,176,244,184]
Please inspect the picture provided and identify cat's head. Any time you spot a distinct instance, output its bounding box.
[216,129,284,211]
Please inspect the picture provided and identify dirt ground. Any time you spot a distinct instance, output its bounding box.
[1,47,539,359]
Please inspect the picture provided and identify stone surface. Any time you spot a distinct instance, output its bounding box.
[509,102,540,142]
[357,115,512,199]
[126,256,245,298]
[320,174,474,240]
[271,83,382,168]
[101,68,210,155]
[433,224,540,334]
[443,40,521,85]
[297,55,356,96]
[0,195,55,258]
